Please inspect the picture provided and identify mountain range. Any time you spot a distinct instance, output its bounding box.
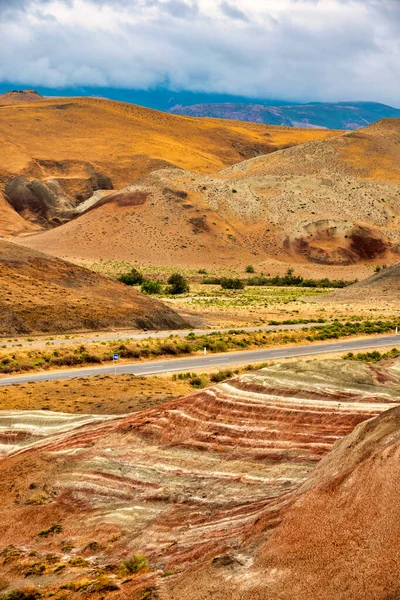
[170,101,400,130]
[1,87,399,130]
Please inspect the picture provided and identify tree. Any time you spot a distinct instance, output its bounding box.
[167,273,190,295]
[141,280,163,294]
[118,268,144,286]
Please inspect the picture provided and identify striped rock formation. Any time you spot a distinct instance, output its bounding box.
[0,358,399,598]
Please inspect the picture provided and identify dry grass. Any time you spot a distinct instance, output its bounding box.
[0,373,192,414]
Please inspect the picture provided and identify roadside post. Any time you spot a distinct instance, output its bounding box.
[113,353,119,375]
[204,347,207,355]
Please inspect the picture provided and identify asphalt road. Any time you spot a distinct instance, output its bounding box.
[0,323,322,350]
[0,335,398,386]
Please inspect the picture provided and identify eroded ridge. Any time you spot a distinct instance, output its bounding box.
[0,359,399,598]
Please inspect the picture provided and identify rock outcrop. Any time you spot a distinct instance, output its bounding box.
[0,359,399,598]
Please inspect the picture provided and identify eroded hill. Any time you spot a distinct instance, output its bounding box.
[313,262,400,305]
[0,358,399,599]
[20,119,400,268]
[0,96,337,233]
[0,240,187,335]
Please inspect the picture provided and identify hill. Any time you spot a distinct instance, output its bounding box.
[20,119,400,268]
[168,359,400,600]
[0,358,398,598]
[170,101,400,130]
[0,239,187,335]
[0,95,337,233]
[315,263,400,303]
[0,89,43,106]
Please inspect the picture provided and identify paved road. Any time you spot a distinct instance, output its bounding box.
[0,323,323,350]
[0,335,398,386]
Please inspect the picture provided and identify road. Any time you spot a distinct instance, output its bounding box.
[0,323,323,350]
[0,335,398,386]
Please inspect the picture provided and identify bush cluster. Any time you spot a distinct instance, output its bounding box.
[119,268,189,295]
[306,319,399,341]
[203,268,356,289]
[343,348,399,363]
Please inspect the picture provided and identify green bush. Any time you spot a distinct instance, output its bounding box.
[37,523,62,538]
[2,588,41,600]
[121,554,148,574]
[141,280,163,295]
[118,268,144,286]
[210,369,234,383]
[167,273,190,295]
[220,278,245,290]
[245,265,255,273]
[374,264,387,273]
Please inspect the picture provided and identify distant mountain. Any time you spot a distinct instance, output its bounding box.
[1,86,398,130]
[0,84,293,112]
[169,101,400,130]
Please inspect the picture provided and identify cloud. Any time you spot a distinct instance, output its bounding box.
[0,0,399,105]
[220,2,248,22]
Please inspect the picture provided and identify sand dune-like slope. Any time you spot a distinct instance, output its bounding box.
[315,262,400,304]
[0,359,398,598]
[0,96,337,233]
[21,119,400,267]
[0,239,187,335]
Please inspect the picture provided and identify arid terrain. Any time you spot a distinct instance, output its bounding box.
[0,93,337,235]
[0,240,186,335]
[17,117,400,273]
[0,358,399,599]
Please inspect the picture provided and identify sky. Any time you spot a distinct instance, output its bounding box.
[0,0,399,104]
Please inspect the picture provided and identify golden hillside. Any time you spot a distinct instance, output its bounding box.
[0,239,187,335]
[0,89,43,106]
[20,119,400,270]
[0,96,339,233]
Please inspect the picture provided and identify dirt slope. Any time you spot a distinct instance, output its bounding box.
[0,90,43,106]
[315,262,400,303]
[0,358,398,598]
[20,119,400,268]
[0,96,337,233]
[0,239,187,335]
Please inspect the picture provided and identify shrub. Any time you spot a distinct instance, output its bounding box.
[210,369,234,383]
[141,280,163,295]
[189,376,206,388]
[245,265,255,273]
[220,278,245,290]
[167,273,190,295]
[118,268,144,286]
[121,554,148,575]
[2,588,41,600]
[37,523,62,538]
[374,264,387,273]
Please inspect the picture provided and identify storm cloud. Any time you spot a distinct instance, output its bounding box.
[0,0,399,104]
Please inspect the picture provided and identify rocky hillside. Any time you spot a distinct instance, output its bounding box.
[0,240,187,335]
[170,101,400,130]
[21,119,400,268]
[0,96,337,233]
[0,358,398,598]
